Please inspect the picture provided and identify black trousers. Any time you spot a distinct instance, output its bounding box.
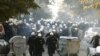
[35,53,42,56]
[48,48,55,56]
[29,47,35,56]
[48,52,53,56]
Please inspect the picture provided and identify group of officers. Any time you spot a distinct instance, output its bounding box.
[27,31,60,56]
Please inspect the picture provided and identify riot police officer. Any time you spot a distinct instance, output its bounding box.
[27,32,37,56]
[52,30,60,49]
[53,31,60,40]
[35,32,45,56]
[71,27,79,37]
[46,32,58,56]
[46,30,60,40]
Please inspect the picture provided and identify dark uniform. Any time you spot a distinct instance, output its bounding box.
[46,35,58,56]
[53,32,60,49]
[35,33,45,56]
[27,33,36,56]
[71,27,78,37]
[3,22,14,42]
[46,32,59,49]
[54,32,60,40]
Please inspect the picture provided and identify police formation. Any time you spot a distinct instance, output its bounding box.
[0,18,94,56]
[27,31,59,56]
[0,31,59,56]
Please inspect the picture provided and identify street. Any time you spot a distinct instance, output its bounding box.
[8,46,60,56]
[7,38,91,56]
[78,39,92,56]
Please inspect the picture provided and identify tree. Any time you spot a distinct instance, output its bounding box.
[79,0,100,9]
[79,0,100,17]
[0,0,39,22]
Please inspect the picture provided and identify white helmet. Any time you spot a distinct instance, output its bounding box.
[31,32,36,35]
[9,23,13,26]
[59,24,63,28]
[50,32,54,35]
[23,36,26,39]
[38,33,42,37]
[60,29,62,32]
[75,28,78,30]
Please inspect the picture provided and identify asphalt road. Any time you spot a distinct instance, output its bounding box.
[7,37,90,56]
[7,41,90,56]
[78,39,91,56]
[8,46,60,56]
